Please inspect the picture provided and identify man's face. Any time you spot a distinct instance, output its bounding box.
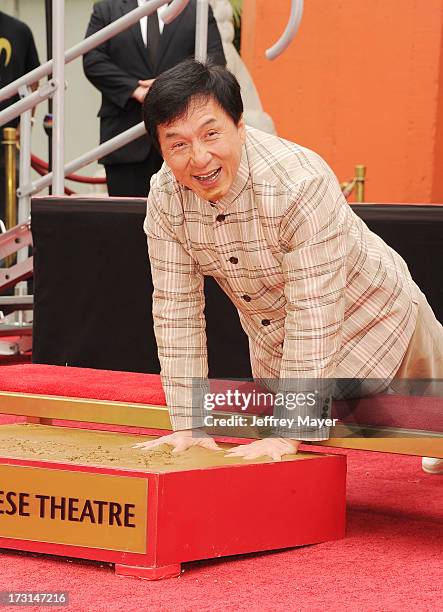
[157,97,246,202]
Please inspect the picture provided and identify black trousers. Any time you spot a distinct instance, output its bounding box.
[104,148,163,197]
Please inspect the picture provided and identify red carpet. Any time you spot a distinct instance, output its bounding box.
[0,447,441,611]
[0,364,166,405]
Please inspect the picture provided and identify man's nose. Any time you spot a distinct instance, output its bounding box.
[190,142,211,167]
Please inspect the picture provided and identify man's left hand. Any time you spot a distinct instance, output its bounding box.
[225,438,301,461]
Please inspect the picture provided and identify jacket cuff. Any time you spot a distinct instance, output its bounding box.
[170,413,205,432]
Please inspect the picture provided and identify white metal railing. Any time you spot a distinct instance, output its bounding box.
[266,0,304,60]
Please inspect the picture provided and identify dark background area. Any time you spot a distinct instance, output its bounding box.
[31,198,442,377]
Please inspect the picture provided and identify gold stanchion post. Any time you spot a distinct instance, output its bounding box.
[2,127,18,268]
[355,164,366,203]
[2,126,17,229]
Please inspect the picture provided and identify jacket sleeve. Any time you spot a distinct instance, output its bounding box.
[272,173,348,441]
[144,179,208,431]
[207,4,227,66]
[82,1,139,109]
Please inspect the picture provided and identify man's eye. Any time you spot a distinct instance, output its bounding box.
[172,142,185,150]
[207,130,218,138]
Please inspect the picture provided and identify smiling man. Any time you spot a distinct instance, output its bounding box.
[135,59,443,464]
[157,94,243,201]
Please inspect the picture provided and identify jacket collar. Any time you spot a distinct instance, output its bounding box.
[214,144,250,213]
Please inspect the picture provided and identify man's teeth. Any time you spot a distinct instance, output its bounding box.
[194,168,220,181]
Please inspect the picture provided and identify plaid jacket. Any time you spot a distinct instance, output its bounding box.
[144,127,419,439]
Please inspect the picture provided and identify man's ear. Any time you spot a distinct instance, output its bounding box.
[237,114,246,144]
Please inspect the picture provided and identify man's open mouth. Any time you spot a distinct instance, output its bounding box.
[193,168,221,183]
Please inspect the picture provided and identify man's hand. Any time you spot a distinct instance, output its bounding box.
[138,78,154,89]
[133,429,221,454]
[131,79,155,103]
[225,438,301,461]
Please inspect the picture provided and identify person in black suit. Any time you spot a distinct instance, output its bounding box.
[0,11,40,224]
[83,0,226,197]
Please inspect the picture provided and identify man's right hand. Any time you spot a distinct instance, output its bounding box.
[131,79,155,104]
[132,429,221,454]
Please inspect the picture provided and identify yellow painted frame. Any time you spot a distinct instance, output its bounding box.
[0,391,441,457]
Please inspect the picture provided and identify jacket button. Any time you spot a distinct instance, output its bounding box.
[229,256,238,264]
[216,214,226,222]
[242,294,251,302]
[261,319,271,326]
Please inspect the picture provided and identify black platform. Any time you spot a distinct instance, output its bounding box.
[31,198,443,376]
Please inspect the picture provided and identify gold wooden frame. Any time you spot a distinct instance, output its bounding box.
[0,391,441,458]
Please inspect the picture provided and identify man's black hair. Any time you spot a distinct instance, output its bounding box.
[143,58,243,151]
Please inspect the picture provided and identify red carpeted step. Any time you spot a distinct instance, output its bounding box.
[0,364,166,405]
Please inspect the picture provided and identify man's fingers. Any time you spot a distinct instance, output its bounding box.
[225,450,248,459]
[225,446,251,456]
[199,438,222,451]
[132,437,170,450]
[133,433,220,454]
[224,444,246,454]
[132,443,159,450]
[225,448,283,461]
[171,440,192,454]
[132,441,157,449]
[270,452,282,461]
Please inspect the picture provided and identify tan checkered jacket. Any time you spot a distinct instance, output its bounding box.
[145,127,419,439]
